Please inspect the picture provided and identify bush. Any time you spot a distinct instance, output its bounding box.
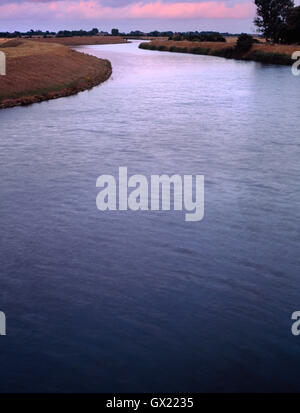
[190,47,211,55]
[138,42,149,49]
[248,50,292,65]
[172,32,225,42]
[236,33,258,53]
[169,46,183,53]
[214,48,235,59]
[139,43,157,51]
[198,32,226,42]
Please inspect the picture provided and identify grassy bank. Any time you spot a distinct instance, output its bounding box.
[0,40,112,109]
[139,40,297,65]
[28,35,126,46]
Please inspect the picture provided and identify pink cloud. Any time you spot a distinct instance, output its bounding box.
[0,0,255,21]
[127,2,255,19]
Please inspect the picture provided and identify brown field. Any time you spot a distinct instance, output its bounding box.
[150,39,234,52]
[224,36,265,43]
[125,36,169,41]
[0,40,112,108]
[224,36,239,44]
[144,40,299,64]
[149,39,298,55]
[252,42,298,54]
[28,35,126,46]
[140,36,169,41]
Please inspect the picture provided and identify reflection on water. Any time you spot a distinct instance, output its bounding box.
[0,41,300,392]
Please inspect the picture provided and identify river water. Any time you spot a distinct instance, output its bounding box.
[0,40,299,392]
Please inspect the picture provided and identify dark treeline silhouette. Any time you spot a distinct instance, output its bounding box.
[254,0,300,43]
[172,32,226,42]
[285,6,300,43]
[0,28,240,41]
[56,28,100,37]
[0,29,56,38]
[0,28,105,38]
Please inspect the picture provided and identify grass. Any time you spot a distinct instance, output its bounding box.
[190,47,211,55]
[28,36,126,46]
[0,40,112,108]
[247,50,293,65]
[139,40,298,65]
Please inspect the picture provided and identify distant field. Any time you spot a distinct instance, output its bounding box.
[125,36,169,41]
[0,36,126,47]
[225,36,265,43]
[0,40,112,108]
[253,42,298,54]
[28,36,126,46]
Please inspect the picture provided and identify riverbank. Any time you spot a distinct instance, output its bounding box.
[0,39,112,109]
[28,35,126,46]
[139,40,298,65]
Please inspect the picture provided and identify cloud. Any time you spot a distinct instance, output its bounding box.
[0,0,255,21]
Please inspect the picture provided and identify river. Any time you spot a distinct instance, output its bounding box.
[0,40,299,392]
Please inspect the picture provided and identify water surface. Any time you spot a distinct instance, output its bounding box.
[0,40,299,392]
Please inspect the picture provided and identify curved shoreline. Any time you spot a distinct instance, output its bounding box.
[139,40,297,66]
[0,62,112,109]
[0,39,113,110]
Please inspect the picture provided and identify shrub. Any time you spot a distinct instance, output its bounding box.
[248,50,292,65]
[168,46,183,53]
[138,42,149,49]
[214,48,235,59]
[199,32,226,42]
[172,32,225,42]
[190,47,211,55]
[235,33,257,53]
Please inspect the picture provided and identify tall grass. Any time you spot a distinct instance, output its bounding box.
[139,41,293,66]
[247,50,293,65]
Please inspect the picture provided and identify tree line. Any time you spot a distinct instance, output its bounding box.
[254,0,300,43]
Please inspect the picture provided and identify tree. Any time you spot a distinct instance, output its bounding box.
[236,33,259,53]
[254,0,294,42]
[111,28,119,36]
[285,6,300,43]
[90,28,99,36]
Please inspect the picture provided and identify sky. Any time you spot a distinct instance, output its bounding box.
[0,0,299,34]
